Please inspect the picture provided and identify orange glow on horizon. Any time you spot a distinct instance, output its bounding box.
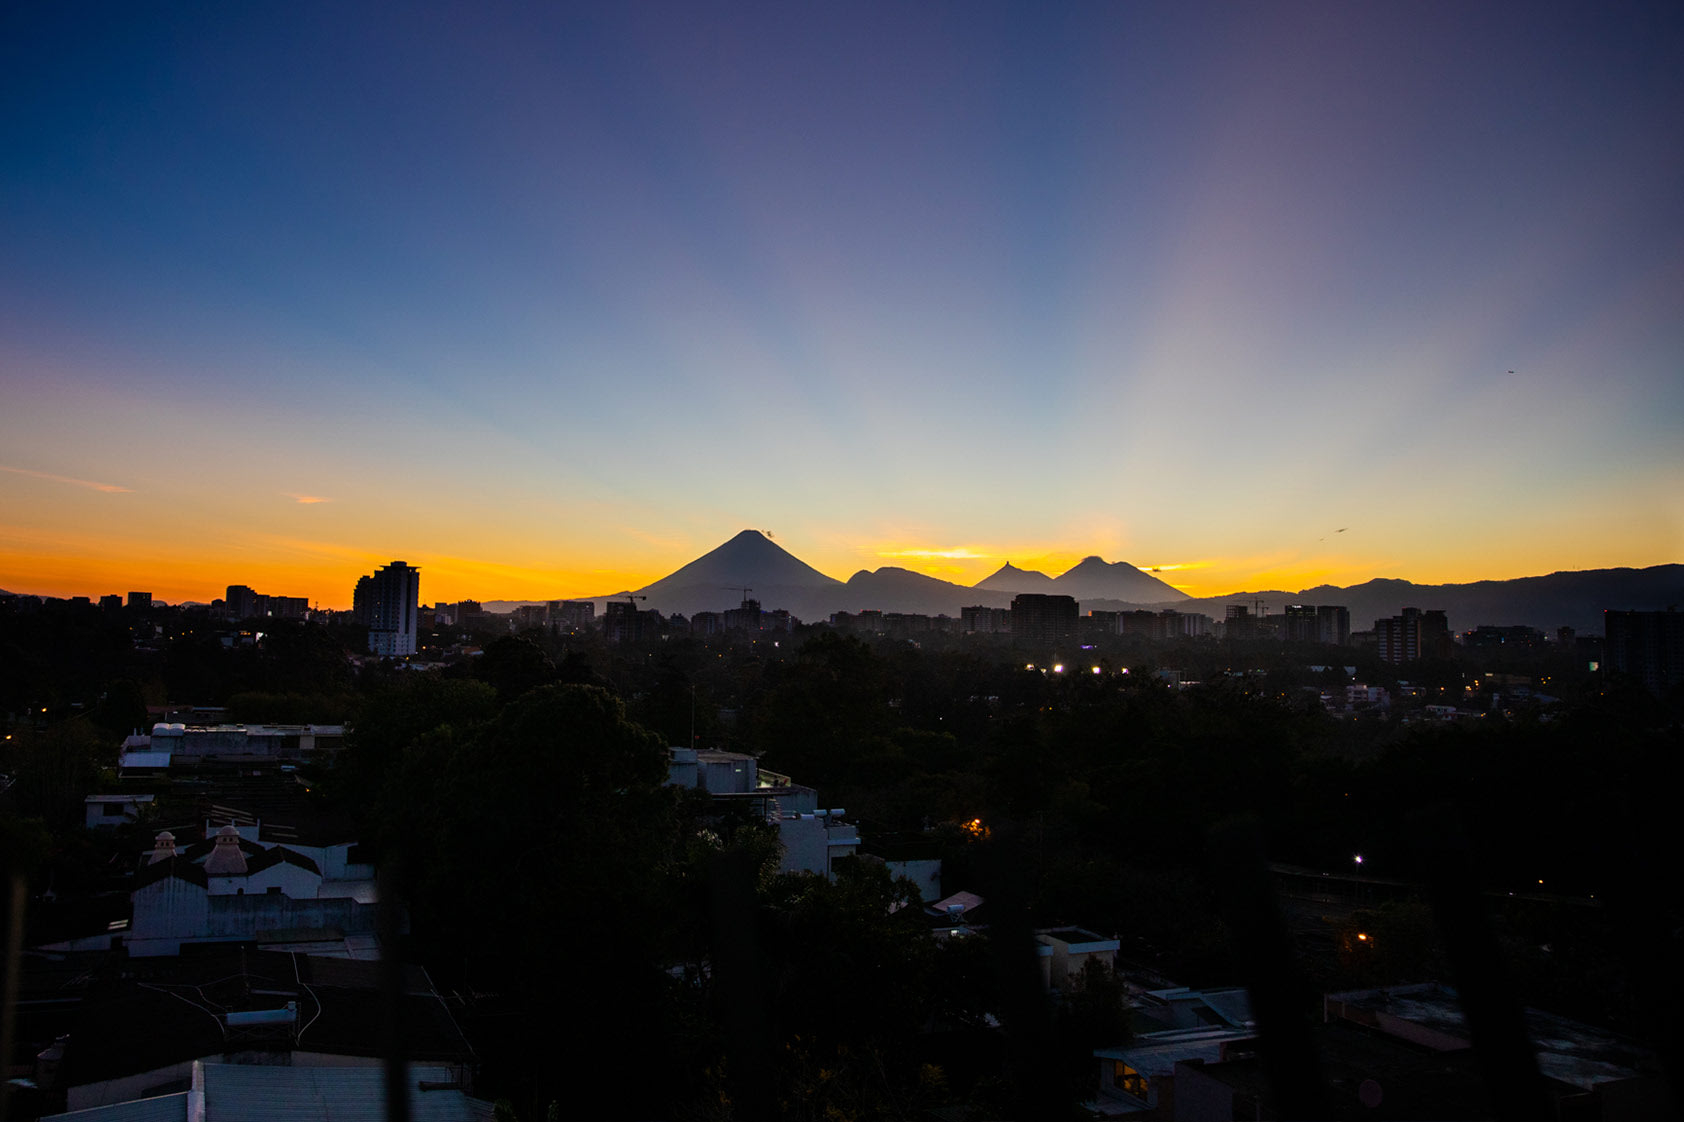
[2,531,1676,609]
[0,545,663,610]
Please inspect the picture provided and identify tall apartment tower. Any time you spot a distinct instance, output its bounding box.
[1375,607,1450,664]
[1604,609,1684,695]
[355,561,420,657]
[1317,605,1351,646]
[1011,593,1078,648]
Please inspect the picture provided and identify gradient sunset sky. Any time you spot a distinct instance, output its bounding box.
[3,3,1680,608]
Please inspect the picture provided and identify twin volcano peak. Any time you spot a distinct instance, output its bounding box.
[974,555,1187,601]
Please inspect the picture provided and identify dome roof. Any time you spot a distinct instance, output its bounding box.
[203,824,248,876]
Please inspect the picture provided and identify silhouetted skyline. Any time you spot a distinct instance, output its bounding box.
[3,4,1680,604]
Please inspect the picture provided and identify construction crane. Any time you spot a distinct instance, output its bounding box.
[607,594,646,644]
[723,586,753,605]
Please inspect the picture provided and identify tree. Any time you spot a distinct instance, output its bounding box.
[476,636,556,702]
[371,684,683,1118]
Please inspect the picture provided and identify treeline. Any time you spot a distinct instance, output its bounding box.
[4,612,1678,1118]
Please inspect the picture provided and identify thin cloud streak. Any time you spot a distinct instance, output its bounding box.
[0,464,132,494]
[878,548,990,560]
[287,494,332,504]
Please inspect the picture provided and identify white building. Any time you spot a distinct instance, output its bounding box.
[83,793,155,829]
[121,722,345,766]
[666,748,860,877]
[127,824,380,958]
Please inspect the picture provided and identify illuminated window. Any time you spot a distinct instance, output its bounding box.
[1112,1062,1149,1103]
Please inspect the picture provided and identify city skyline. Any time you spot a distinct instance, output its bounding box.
[3,4,1680,607]
[4,529,1679,620]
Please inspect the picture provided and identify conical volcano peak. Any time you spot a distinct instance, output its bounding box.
[975,562,1054,590]
[1051,557,1188,601]
[636,530,843,597]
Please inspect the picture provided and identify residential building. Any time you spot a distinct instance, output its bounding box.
[1375,607,1450,664]
[963,605,1012,633]
[604,600,643,642]
[1604,608,1684,694]
[1224,605,1258,640]
[1038,927,1121,992]
[1083,610,1120,636]
[1317,604,1351,645]
[724,598,763,631]
[83,793,156,829]
[45,1062,484,1122]
[1283,604,1319,642]
[1160,609,1212,638]
[35,950,472,1113]
[353,560,419,656]
[550,599,595,630]
[126,823,378,958]
[1463,623,1545,650]
[1171,983,1667,1121]
[1012,593,1078,647]
[666,748,859,877]
[1093,985,1257,1115]
[126,721,345,765]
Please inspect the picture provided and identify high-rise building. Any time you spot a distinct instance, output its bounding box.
[1317,605,1351,646]
[1374,607,1449,664]
[724,598,763,632]
[1604,609,1684,695]
[604,600,643,643]
[354,561,420,657]
[549,600,596,631]
[226,585,259,619]
[1224,604,1257,640]
[1011,593,1078,647]
[1283,605,1320,643]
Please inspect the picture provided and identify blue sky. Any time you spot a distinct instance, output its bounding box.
[3,2,1680,605]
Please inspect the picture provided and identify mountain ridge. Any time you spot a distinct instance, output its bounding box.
[476,531,1682,633]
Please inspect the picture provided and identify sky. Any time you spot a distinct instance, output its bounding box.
[3,2,1681,608]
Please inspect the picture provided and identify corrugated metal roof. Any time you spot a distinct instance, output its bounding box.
[44,1092,189,1122]
[200,1063,479,1122]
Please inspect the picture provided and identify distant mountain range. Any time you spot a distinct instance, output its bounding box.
[480,530,1682,633]
[1137,567,1684,635]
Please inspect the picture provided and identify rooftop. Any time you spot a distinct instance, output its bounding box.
[1326,983,1657,1091]
[45,1062,482,1122]
[57,950,472,1089]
